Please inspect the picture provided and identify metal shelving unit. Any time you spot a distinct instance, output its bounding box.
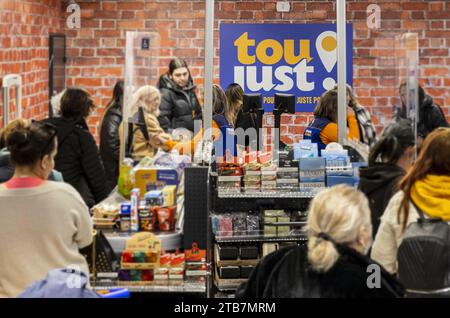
[217,190,317,199]
[93,281,206,294]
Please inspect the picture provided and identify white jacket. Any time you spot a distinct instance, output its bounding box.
[371,191,419,274]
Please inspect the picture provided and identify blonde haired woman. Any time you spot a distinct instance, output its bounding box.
[120,85,173,161]
[237,185,404,298]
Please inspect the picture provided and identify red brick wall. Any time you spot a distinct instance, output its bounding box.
[0,0,63,127]
[2,1,449,143]
[61,0,449,142]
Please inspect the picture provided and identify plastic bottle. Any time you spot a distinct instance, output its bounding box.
[118,158,134,198]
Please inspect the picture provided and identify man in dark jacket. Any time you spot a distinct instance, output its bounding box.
[45,88,110,208]
[157,58,202,133]
[397,83,449,139]
[99,80,123,189]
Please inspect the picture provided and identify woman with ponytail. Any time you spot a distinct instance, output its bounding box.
[237,185,404,298]
[359,119,415,235]
[371,128,450,274]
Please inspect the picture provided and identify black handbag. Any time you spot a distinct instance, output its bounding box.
[79,230,119,276]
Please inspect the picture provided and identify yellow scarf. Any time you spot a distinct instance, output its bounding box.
[411,175,450,220]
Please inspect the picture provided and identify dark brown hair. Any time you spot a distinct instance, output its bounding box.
[168,58,190,75]
[5,119,57,166]
[398,127,450,230]
[60,88,95,120]
[313,90,338,122]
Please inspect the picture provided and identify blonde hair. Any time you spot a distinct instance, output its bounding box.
[129,85,161,117]
[307,185,371,272]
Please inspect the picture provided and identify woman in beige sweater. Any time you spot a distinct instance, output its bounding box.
[371,128,450,274]
[0,119,92,297]
[120,85,173,161]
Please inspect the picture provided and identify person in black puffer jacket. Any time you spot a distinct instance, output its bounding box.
[397,83,449,140]
[358,119,415,236]
[45,88,110,208]
[236,185,404,298]
[99,80,123,189]
[157,58,202,134]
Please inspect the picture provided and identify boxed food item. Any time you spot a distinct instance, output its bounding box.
[246,213,260,235]
[134,167,178,194]
[263,217,277,236]
[299,158,326,183]
[239,246,259,260]
[218,165,243,177]
[217,176,241,193]
[326,175,356,187]
[139,205,156,231]
[261,181,277,191]
[169,267,184,280]
[232,213,247,234]
[218,215,233,237]
[277,216,291,235]
[219,266,240,279]
[162,185,177,207]
[144,190,164,207]
[218,245,238,260]
[154,268,169,281]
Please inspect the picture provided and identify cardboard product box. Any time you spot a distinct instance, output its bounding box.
[218,176,241,192]
[277,178,299,190]
[277,216,291,235]
[218,245,239,260]
[218,166,243,177]
[219,266,240,279]
[169,267,184,280]
[162,185,177,207]
[261,180,277,191]
[154,268,169,281]
[299,158,326,183]
[277,167,299,180]
[263,216,277,236]
[326,175,356,187]
[134,168,178,195]
[239,246,259,260]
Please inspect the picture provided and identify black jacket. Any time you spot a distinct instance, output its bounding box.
[157,74,202,133]
[359,164,405,236]
[235,109,258,149]
[398,94,449,138]
[44,117,110,207]
[418,95,449,137]
[237,244,404,298]
[99,101,122,189]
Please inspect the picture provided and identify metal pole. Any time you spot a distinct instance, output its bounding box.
[204,0,214,142]
[337,0,347,144]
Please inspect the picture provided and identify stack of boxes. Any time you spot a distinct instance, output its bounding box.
[261,164,277,191]
[299,157,326,195]
[217,165,242,194]
[322,147,355,187]
[263,210,291,236]
[276,160,299,191]
[243,163,261,193]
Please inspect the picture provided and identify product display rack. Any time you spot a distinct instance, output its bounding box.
[208,172,311,296]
